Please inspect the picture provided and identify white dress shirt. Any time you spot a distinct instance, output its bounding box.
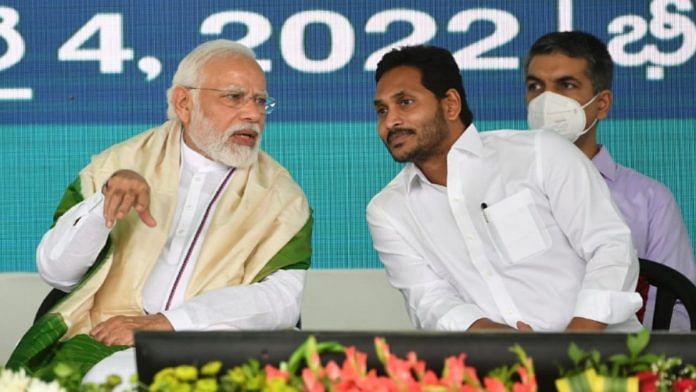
[367,124,643,332]
[37,140,305,330]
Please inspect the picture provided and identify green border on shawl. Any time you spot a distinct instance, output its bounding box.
[6,176,123,380]
[252,214,313,283]
[52,175,86,227]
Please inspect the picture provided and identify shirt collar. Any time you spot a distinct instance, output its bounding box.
[404,123,480,193]
[451,123,484,156]
[404,164,427,193]
[591,144,618,182]
[180,135,230,173]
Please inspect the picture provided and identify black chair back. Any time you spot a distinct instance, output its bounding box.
[639,258,696,331]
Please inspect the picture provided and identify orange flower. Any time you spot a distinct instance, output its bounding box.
[264,364,289,382]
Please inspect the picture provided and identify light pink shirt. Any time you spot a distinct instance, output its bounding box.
[593,145,696,331]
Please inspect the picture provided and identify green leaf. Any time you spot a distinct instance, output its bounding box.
[567,342,585,365]
[631,363,651,372]
[286,340,308,375]
[316,341,345,355]
[626,329,650,357]
[637,354,660,364]
[608,354,628,363]
[597,363,609,376]
[589,350,602,366]
[304,336,321,374]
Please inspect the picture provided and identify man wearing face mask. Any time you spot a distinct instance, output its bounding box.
[525,31,695,331]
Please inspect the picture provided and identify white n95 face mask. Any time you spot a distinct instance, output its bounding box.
[527,91,599,142]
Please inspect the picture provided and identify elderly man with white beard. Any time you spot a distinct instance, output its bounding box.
[7,40,313,384]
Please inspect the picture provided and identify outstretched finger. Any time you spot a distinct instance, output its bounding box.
[103,190,125,229]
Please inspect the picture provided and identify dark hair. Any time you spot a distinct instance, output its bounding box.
[524,31,613,93]
[375,45,473,126]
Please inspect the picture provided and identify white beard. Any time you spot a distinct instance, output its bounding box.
[187,105,261,168]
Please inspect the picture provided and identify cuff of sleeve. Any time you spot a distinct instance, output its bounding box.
[84,192,106,220]
[574,288,643,325]
[436,304,489,331]
[161,307,195,331]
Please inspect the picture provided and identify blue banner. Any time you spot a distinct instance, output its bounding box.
[1,1,694,123]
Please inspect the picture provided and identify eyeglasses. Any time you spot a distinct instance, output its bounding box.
[184,86,277,114]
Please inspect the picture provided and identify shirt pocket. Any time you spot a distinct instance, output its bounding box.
[484,189,550,263]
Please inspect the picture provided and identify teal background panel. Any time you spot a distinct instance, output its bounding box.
[1,119,694,271]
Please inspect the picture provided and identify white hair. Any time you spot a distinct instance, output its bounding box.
[166,39,256,120]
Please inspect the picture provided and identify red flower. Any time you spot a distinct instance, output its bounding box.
[636,370,659,392]
[673,378,696,392]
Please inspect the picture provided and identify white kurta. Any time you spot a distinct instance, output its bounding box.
[37,140,304,331]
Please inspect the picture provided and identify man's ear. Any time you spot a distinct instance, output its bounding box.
[596,89,612,120]
[441,88,462,121]
[172,86,193,125]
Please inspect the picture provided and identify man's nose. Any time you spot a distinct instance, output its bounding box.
[385,109,403,129]
[238,96,264,121]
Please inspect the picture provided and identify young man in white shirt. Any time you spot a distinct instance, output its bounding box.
[368,45,643,332]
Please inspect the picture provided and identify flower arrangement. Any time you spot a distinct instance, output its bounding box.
[33,330,696,391]
[555,330,696,392]
[146,336,535,392]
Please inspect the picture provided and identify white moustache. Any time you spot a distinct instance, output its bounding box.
[226,123,262,137]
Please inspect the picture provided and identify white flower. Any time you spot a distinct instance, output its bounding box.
[0,368,65,392]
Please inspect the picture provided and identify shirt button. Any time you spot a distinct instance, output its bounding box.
[176,229,185,236]
[193,176,202,182]
[185,204,193,210]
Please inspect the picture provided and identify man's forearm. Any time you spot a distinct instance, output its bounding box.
[36,193,110,291]
[162,269,306,330]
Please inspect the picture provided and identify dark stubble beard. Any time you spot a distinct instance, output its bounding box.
[387,107,449,164]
